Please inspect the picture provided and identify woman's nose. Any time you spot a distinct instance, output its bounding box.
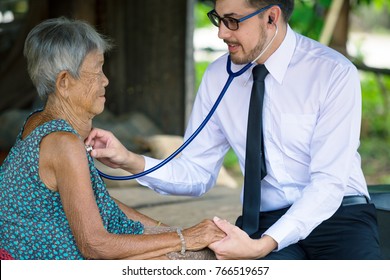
[102,73,109,87]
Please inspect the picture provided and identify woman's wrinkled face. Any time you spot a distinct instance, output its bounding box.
[69,50,109,117]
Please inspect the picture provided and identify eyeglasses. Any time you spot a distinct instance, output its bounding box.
[207,4,279,31]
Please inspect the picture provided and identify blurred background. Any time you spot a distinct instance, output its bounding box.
[194,0,390,185]
[0,0,389,185]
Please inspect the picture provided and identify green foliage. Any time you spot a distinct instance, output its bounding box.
[195,2,213,29]
[195,61,209,90]
[360,72,390,138]
[356,0,390,11]
[359,136,390,184]
[223,149,239,169]
[290,0,390,38]
[290,0,330,40]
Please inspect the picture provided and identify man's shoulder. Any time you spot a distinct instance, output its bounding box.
[200,53,230,84]
[294,32,355,69]
[207,53,229,70]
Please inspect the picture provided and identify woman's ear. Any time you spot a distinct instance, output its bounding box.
[56,70,70,98]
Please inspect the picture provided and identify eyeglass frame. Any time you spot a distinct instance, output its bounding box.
[207,4,281,31]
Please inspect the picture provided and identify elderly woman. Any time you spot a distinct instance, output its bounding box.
[0,17,224,260]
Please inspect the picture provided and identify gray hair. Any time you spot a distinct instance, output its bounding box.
[23,17,113,100]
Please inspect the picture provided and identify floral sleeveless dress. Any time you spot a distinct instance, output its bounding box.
[0,118,144,259]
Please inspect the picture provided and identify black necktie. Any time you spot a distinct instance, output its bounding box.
[241,64,268,236]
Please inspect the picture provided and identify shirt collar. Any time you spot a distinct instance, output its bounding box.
[238,24,296,85]
[264,24,296,84]
[226,24,297,85]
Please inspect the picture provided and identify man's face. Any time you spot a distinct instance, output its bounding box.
[215,0,269,64]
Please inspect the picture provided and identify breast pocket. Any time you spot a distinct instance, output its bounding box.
[281,114,317,157]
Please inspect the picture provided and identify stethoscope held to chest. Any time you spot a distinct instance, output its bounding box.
[94,23,278,181]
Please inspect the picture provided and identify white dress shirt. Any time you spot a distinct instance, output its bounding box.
[138,25,368,250]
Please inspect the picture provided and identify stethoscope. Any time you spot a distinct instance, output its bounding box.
[96,23,278,181]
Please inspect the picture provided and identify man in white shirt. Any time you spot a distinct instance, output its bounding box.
[86,0,382,259]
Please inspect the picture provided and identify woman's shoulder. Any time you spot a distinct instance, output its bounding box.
[38,126,89,190]
[40,129,85,157]
[22,110,77,141]
[38,118,77,136]
[37,119,86,164]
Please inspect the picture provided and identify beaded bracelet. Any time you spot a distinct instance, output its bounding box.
[176,227,186,255]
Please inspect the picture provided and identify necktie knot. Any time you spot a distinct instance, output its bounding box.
[252,64,268,82]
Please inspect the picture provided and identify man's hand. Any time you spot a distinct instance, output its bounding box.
[85,128,145,173]
[208,217,277,260]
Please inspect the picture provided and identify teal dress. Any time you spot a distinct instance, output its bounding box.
[0,117,144,259]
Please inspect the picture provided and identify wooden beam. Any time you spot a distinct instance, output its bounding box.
[354,63,390,76]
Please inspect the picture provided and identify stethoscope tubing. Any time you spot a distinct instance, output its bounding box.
[97,55,253,180]
[97,23,278,180]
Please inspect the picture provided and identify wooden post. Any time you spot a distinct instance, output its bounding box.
[103,0,190,135]
[319,0,345,46]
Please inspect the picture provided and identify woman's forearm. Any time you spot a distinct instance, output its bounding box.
[78,229,182,260]
[112,197,166,227]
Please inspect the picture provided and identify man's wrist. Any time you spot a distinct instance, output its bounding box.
[123,152,145,174]
[254,235,278,258]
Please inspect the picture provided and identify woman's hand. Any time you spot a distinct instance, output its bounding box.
[183,219,226,251]
[85,127,145,173]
